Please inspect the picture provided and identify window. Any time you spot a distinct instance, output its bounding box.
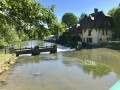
[87,38,92,43]
[100,38,102,41]
[106,30,108,35]
[102,30,104,35]
[88,30,92,36]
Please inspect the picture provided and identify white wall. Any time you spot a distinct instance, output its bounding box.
[82,29,98,44]
[98,29,112,43]
[82,29,112,44]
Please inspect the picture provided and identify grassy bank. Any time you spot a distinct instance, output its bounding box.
[0,54,17,74]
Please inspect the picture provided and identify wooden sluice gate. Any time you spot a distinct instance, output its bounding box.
[9,45,57,57]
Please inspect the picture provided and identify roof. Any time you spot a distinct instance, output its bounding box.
[79,10,115,30]
[69,24,80,32]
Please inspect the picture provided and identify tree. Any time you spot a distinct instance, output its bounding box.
[0,0,72,48]
[0,0,63,47]
[50,22,66,39]
[62,13,78,27]
[5,0,58,34]
[79,13,86,22]
[108,4,120,38]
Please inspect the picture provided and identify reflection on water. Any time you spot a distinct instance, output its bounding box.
[63,48,120,77]
[0,81,7,89]
[0,41,120,90]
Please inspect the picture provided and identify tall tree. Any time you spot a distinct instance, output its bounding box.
[0,0,64,47]
[108,4,120,38]
[79,13,86,22]
[62,13,78,27]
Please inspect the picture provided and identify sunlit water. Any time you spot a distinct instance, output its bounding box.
[0,41,120,90]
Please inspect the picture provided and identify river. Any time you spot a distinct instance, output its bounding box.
[0,40,120,90]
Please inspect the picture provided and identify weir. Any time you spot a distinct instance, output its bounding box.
[9,45,57,57]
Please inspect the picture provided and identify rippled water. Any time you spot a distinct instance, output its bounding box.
[0,41,120,90]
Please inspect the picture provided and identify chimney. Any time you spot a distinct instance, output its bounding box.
[94,8,98,13]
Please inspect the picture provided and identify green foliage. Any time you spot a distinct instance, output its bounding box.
[108,4,120,38]
[42,5,56,21]
[0,36,7,47]
[17,30,29,41]
[79,60,112,77]
[50,22,66,35]
[62,13,78,27]
[79,13,86,22]
[0,24,20,46]
[107,41,120,50]
[0,0,63,47]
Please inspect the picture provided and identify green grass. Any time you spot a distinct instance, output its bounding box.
[0,54,14,63]
[0,54,16,74]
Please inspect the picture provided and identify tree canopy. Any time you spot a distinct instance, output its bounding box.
[0,0,65,47]
[62,13,78,27]
[79,13,86,22]
[108,4,120,39]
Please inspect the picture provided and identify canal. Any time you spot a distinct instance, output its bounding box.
[0,41,120,90]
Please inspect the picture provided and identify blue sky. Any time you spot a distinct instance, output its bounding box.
[39,0,119,22]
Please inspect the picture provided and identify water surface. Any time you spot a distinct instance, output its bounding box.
[0,41,120,90]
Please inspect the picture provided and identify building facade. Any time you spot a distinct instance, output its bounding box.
[79,8,115,44]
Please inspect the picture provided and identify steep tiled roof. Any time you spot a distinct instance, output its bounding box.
[79,10,115,30]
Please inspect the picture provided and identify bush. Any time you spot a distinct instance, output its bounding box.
[107,41,120,50]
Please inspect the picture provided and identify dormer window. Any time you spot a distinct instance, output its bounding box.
[88,30,92,36]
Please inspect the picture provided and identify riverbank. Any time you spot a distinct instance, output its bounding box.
[0,54,17,74]
[107,41,120,50]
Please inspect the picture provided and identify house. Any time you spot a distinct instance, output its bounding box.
[68,24,81,35]
[57,24,82,47]
[79,8,115,44]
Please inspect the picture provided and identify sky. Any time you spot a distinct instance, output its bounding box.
[39,0,120,22]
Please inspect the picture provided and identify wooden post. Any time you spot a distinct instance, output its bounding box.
[50,45,57,53]
[32,46,40,56]
[5,47,6,54]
